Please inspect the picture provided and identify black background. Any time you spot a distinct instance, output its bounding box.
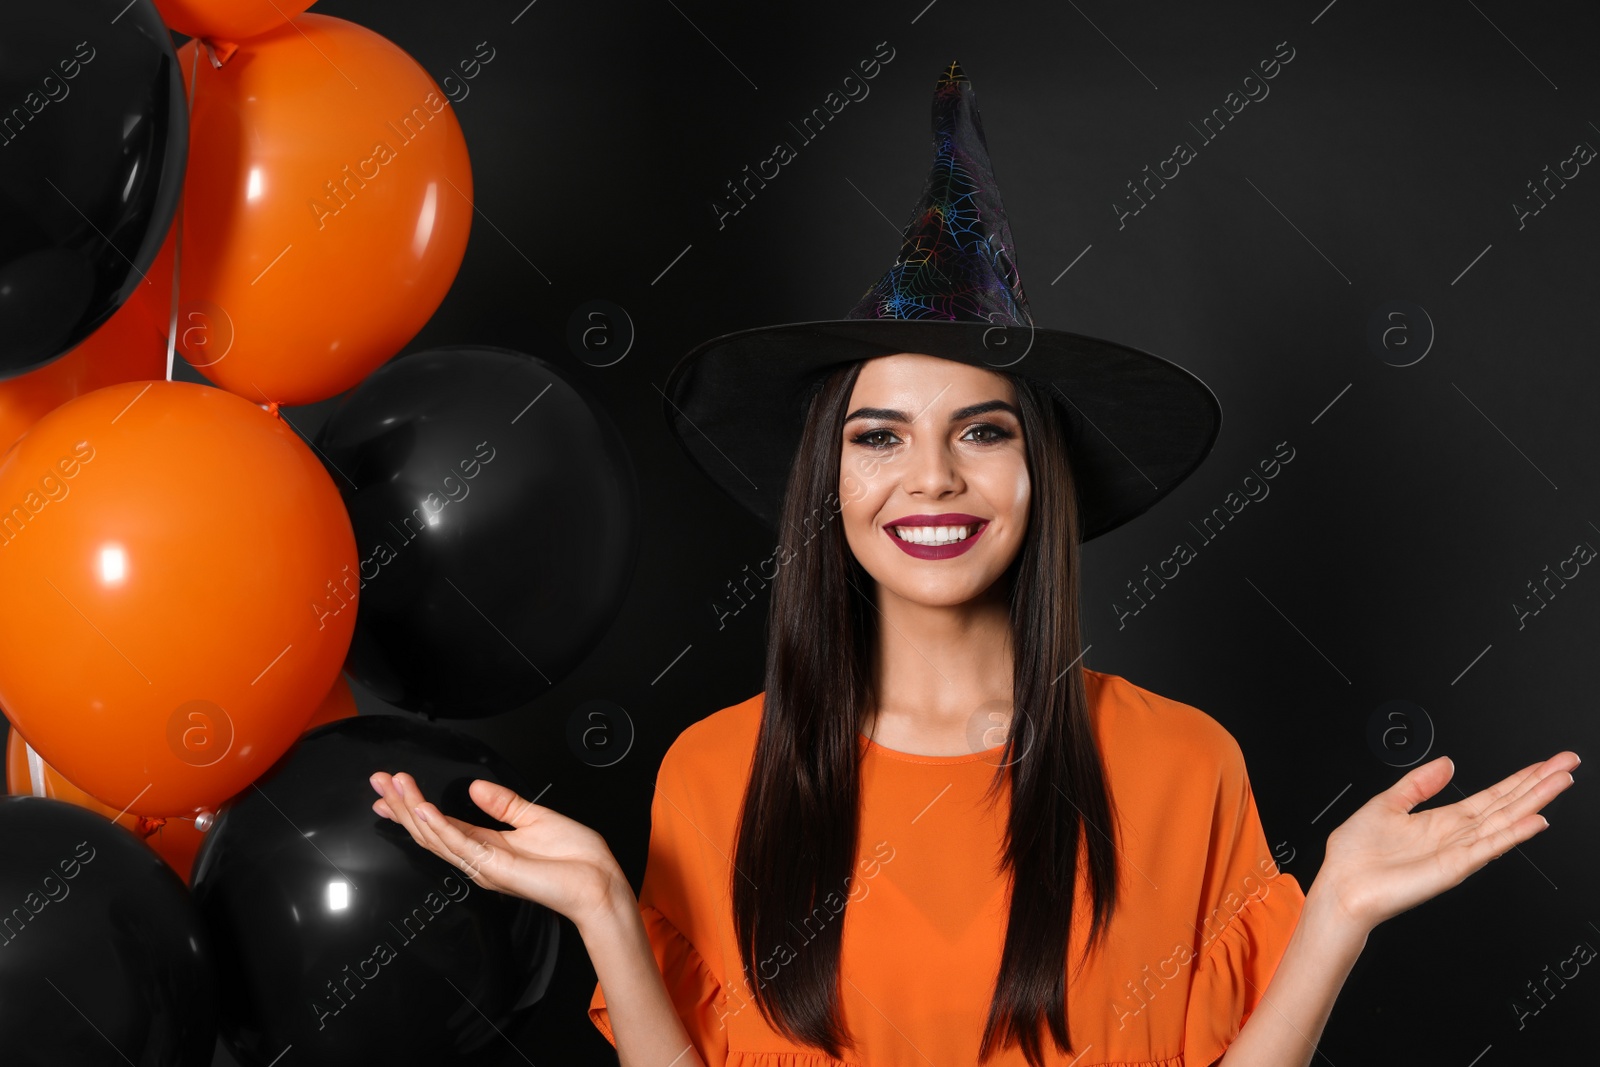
[11,0,1600,1062]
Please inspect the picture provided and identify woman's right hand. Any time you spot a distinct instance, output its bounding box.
[370,770,629,931]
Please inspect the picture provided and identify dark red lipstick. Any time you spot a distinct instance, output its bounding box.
[883,512,990,560]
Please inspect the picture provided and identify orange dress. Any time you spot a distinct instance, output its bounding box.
[589,668,1306,1066]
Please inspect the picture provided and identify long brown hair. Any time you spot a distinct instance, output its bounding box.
[729,358,1121,1064]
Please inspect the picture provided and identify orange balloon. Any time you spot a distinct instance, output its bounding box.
[6,672,358,884]
[306,671,359,731]
[0,221,175,455]
[4,727,206,883]
[5,725,140,830]
[153,0,314,44]
[0,380,358,817]
[142,815,208,885]
[174,15,473,406]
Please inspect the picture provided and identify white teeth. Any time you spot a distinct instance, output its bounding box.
[892,524,977,545]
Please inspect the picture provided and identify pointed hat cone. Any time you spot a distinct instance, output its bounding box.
[663,62,1222,542]
[846,61,1029,327]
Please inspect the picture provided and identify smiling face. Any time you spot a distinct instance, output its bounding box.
[838,353,1031,608]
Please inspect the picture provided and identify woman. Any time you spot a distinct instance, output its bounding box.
[368,64,1579,1067]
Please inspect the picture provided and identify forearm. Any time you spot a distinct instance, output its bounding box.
[1215,880,1369,1067]
[579,882,708,1067]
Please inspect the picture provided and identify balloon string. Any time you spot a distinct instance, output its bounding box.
[204,39,239,66]
[23,740,46,798]
[21,740,168,839]
[166,39,203,384]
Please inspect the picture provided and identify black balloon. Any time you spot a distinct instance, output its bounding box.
[190,715,560,1067]
[313,346,641,717]
[0,0,187,376]
[0,796,217,1066]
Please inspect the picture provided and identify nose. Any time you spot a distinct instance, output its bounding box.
[901,430,962,498]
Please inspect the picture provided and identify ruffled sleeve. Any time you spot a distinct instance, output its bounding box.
[588,903,731,1067]
[588,725,735,1067]
[1181,736,1307,1067]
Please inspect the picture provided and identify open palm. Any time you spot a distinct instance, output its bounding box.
[1320,751,1580,932]
[369,770,624,928]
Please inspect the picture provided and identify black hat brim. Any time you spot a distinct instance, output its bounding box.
[662,318,1222,543]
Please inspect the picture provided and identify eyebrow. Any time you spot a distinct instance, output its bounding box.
[843,399,1020,424]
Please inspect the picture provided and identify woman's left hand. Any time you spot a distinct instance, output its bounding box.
[1315,750,1580,933]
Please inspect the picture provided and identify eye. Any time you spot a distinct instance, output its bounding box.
[850,428,900,450]
[962,422,1014,445]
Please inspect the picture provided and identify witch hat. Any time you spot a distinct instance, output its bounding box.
[662,61,1221,543]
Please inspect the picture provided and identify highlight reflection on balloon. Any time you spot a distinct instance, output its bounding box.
[0,381,358,816]
[173,15,473,406]
[191,716,558,1067]
[0,0,188,377]
[314,347,641,718]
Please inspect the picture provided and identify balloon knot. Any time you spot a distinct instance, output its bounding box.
[201,39,239,67]
[134,815,167,839]
[266,401,282,420]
